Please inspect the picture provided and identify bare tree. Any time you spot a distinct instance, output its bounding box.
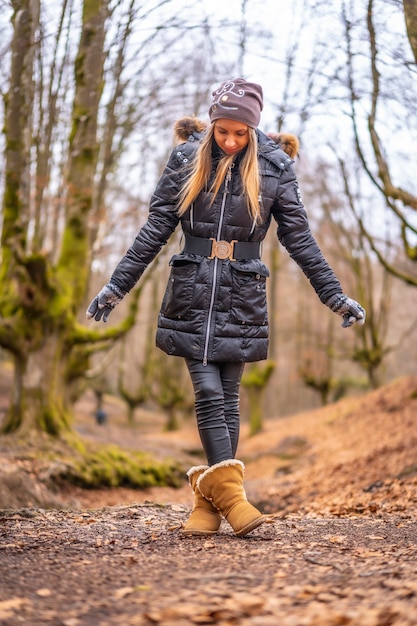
[343,0,417,285]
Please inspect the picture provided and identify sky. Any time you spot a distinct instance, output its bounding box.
[0,0,415,236]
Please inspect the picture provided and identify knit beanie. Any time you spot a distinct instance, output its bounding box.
[209,78,263,128]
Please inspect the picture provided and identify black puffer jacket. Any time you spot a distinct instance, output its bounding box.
[110,119,342,363]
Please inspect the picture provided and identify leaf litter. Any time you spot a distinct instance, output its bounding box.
[0,375,417,625]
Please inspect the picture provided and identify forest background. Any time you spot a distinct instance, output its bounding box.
[0,0,416,476]
[1,6,417,623]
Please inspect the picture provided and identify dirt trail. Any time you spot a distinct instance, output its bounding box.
[0,375,417,625]
[1,505,416,625]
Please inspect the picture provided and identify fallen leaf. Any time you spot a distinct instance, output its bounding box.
[36,588,52,597]
[367,535,385,540]
[114,587,134,600]
[354,548,383,558]
[326,535,347,544]
[0,598,27,611]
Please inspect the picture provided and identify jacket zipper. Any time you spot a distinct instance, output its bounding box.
[202,165,233,366]
[190,202,194,230]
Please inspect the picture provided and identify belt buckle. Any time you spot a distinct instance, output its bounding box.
[208,238,237,261]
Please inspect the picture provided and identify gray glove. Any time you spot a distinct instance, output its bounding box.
[86,283,125,322]
[326,293,366,328]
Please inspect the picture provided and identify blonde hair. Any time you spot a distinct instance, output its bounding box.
[177,124,261,223]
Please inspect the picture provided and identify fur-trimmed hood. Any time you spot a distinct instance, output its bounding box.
[173,116,299,159]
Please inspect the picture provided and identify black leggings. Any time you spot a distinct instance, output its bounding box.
[185,359,244,466]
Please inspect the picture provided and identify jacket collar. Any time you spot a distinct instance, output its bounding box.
[257,129,292,170]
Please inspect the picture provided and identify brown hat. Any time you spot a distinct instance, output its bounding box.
[209,78,263,128]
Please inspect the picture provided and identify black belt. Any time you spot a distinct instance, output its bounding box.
[183,234,261,261]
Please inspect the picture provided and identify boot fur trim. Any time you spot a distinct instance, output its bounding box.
[186,465,209,479]
[195,459,244,491]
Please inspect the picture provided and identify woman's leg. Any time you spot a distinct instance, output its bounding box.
[219,361,244,458]
[185,359,243,465]
[186,359,264,536]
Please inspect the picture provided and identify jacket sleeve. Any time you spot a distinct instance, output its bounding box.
[109,147,185,293]
[271,160,342,304]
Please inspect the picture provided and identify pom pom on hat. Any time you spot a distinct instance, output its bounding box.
[209,78,263,128]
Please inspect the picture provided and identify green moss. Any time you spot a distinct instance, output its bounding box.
[1,405,23,434]
[83,0,104,25]
[64,444,183,489]
[5,430,184,491]
[36,406,72,437]
[63,432,87,454]
[242,360,275,389]
[57,223,89,301]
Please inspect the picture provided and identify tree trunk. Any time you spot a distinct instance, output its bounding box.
[57,0,108,303]
[2,333,72,435]
[164,408,180,432]
[242,361,275,435]
[404,0,417,63]
[0,0,109,435]
[246,386,264,437]
[1,0,38,271]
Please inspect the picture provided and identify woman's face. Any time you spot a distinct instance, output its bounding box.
[213,119,250,155]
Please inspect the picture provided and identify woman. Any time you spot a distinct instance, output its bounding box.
[87,78,365,537]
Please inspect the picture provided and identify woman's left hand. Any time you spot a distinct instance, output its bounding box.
[326,294,366,328]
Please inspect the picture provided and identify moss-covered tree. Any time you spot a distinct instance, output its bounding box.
[0,0,186,488]
[0,0,135,436]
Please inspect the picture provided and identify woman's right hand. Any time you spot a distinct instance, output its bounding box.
[86,283,125,322]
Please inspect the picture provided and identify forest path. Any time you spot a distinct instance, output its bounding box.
[1,374,417,625]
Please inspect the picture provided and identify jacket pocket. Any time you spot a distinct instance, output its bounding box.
[160,255,200,320]
[230,262,269,325]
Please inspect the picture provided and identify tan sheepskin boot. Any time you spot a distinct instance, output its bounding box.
[182,466,222,536]
[197,460,265,537]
